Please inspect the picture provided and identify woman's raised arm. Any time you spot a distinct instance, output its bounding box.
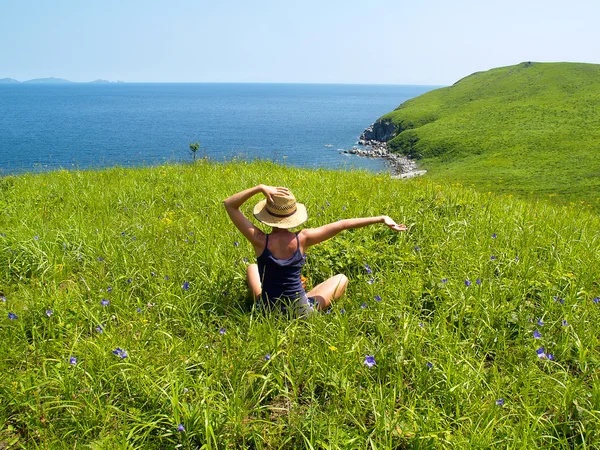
[301,215,406,248]
[223,185,288,246]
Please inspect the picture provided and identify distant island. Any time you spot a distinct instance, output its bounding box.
[0,77,122,84]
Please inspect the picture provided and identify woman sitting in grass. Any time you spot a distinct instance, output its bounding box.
[224,184,407,316]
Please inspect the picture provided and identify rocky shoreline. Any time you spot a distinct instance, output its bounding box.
[339,123,427,179]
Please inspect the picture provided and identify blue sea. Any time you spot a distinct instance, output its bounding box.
[0,83,437,174]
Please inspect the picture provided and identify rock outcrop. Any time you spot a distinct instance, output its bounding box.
[359,119,396,143]
[340,140,426,179]
[342,120,426,179]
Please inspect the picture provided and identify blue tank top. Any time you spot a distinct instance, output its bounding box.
[257,233,306,305]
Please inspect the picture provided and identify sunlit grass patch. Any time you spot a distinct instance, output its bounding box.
[0,160,599,448]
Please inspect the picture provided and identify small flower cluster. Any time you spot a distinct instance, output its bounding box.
[536,347,554,360]
[112,348,128,359]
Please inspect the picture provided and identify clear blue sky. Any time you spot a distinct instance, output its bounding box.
[1,0,598,84]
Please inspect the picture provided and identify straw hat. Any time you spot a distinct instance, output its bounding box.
[253,190,308,229]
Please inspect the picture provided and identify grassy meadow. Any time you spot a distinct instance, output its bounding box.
[1,160,600,448]
[379,62,600,209]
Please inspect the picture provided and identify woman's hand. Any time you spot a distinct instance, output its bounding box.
[382,215,408,232]
[261,185,290,203]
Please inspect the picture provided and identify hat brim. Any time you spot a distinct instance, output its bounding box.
[253,199,308,229]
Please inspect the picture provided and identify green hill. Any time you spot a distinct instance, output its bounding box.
[376,62,600,208]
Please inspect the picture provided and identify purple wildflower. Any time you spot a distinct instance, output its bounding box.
[219,327,226,335]
[121,231,126,236]
[554,296,564,304]
[164,275,170,280]
[593,297,600,304]
[547,353,554,360]
[364,264,372,275]
[222,291,228,296]
[107,286,112,293]
[533,330,542,339]
[414,246,421,252]
[419,322,425,328]
[127,278,132,284]
[340,309,346,314]
[264,354,271,361]
[34,235,39,241]
[491,255,496,260]
[136,307,141,313]
[46,309,53,317]
[1,295,5,302]
[537,319,544,326]
[234,241,239,247]
[8,312,17,320]
[496,398,505,406]
[441,278,448,283]
[364,355,376,368]
[367,278,375,285]
[177,424,185,432]
[95,324,104,333]
[101,299,109,306]
[151,272,156,277]
[562,319,568,326]
[360,302,367,309]
[515,256,519,262]
[465,280,472,287]
[536,347,546,359]
[426,362,433,369]
[374,295,382,302]
[476,278,482,285]
[491,233,497,238]
[182,281,189,291]
[243,257,249,263]
[97,257,104,262]
[69,356,77,365]
[112,348,128,359]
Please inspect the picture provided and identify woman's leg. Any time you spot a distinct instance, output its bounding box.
[247,264,262,299]
[306,274,348,311]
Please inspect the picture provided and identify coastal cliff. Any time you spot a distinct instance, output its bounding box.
[347,119,425,178]
[359,119,397,143]
[363,61,600,204]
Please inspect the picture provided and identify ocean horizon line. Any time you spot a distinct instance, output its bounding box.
[1,78,446,87]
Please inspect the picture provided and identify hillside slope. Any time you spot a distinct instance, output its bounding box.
[376,62,600,207]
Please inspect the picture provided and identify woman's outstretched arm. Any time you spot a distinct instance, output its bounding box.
[223,185,288,247]
[301,215,407,248]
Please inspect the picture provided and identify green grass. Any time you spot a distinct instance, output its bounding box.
[1,160,600,448]
[378,62,600,209]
